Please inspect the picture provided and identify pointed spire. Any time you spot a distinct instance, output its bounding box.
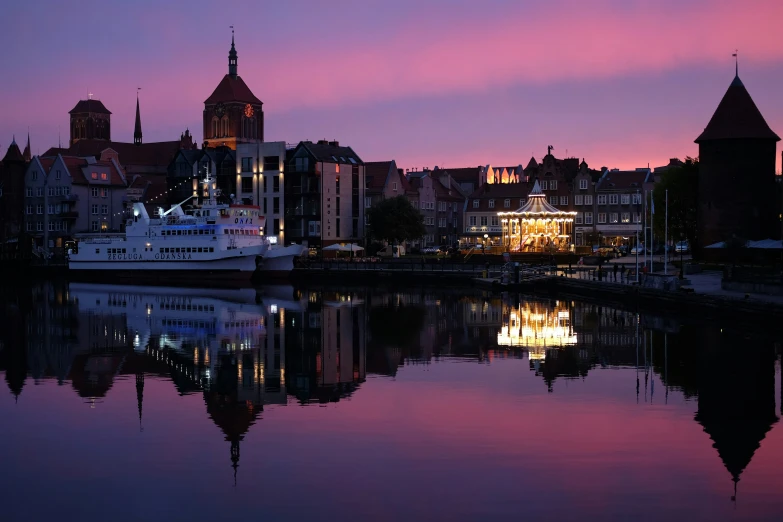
[529,178,544,197]
[228,26,238,78]
[23,131,31,162]
[134,89,142,146]
[136,372,144,432]
[230,438,240,486]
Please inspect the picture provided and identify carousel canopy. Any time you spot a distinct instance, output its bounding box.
[498,179,576,218]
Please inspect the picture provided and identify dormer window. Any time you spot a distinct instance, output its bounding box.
[473,200,479,208]
[579,179,588,190]
[488,199,495,208]
[504,199,510,208]
[101,173,108,181]
[91,173,98,180]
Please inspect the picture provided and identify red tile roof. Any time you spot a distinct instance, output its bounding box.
[43,139,181,167]
[69,99,111,114]
[696,76,780,142]
[596,170,651,191]
[365,161,393,192]
[204,74,262,105]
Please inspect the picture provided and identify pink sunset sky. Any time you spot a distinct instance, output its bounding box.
[1,0,782,171]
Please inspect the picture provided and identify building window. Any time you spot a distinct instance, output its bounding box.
[273,218,280,235]
[92,204,98,215]
[26,205,33,215]
[26,222,32,232]
[25,187,32,197]
[439,218,446,228]
[241,157,253,172]
[48,187,54,196]
[585,212,593,224]
[273,197,280,214]
[609,194,619,205]
[491,216,499,226]
[549,197,558,205]
[273,175,280,192]
[263,156,278,171]
[101,188,108,197]
[101,173,108,181]
[541,180,548,190]
[519,199,525,207]
[36,187,43,197]
[575,212,583,224]
[364,196,372,208]
[597,213,606,224]
[91,220,99,232]
[585,195,593,205]
[241,177,253,193]
[621,194,630,205]
[36,222,43,232]
[488,200,495,208]
[469,216,476,226]
[412,200,418,209]
[632,193,642,204]
[504,199,510,208]
[308,221,321,236]
[263,197,267,214]
[633,213,641,223]
[560,196,568,206]
[48,222,55,232]
[91,187,99,197]
[473,200,479,208]
[480,216,487,226]
[574,195,583,206]
[610,213,618,223]
[36,205,43,214]
[101,205,108,215]
[597,195,607,205]
[101,221,108,232]
[621,212,630,223]
[48,204,54,214]
[550,180,558,190]
[579,179,588,190]
[32,171,38,181]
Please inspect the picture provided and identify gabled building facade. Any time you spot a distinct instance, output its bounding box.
[0,138,30,241]
[24,155,127,253]
[594,169,652,246]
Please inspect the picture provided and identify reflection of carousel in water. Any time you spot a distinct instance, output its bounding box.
[497,300,587,391]
[498,180,576,253]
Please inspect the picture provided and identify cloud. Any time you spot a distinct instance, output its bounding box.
[252,0,783,110]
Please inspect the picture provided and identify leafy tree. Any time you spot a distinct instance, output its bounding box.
[652,158,699,250]
[366,196,426,245]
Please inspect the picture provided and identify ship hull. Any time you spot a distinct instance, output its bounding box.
[256,244,306,279]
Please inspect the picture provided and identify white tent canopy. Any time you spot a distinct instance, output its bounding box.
[322,244,345,251]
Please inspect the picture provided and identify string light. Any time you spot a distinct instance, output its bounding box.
[107,178,190,218]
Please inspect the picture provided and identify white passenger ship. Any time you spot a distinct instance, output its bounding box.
[68,176,304,279]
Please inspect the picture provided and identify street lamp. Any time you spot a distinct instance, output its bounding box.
[483,233,488,255]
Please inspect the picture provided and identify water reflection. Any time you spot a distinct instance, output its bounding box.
[0,283,781,519]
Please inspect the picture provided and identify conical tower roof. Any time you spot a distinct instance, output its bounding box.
[695,75,780,142]
[504,180,576,217]
[2,138,24,163]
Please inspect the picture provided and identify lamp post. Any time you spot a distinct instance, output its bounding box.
[483,233,488,256]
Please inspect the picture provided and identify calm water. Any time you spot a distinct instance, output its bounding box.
[0,282,781,522]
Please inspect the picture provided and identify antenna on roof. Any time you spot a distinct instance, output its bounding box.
[88,91,93,100]
[732,49,738,76]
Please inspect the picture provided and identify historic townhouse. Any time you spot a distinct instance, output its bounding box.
[463,182,530,247]
[407,171,438,246]
[594,169,652,247]
[24,154,127,254]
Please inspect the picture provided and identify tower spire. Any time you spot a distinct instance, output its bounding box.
[23,130,31,162]
[136,372,144,432]
[134,88,142,146]
[228,26,237,78]
[733,50,738,77]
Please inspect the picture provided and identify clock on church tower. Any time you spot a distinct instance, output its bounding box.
[202,34,264,149]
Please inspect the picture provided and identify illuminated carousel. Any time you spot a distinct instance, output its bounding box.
[498,180,577,252]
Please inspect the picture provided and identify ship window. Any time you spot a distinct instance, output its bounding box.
[224,230,228,234]
[160,248,163,252]
[209,248,214,253]
[96,249,100,254]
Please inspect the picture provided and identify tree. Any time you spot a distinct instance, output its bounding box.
[652,157,699,250]
[366,195,426,245]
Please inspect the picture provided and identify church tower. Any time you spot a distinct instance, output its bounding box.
[69,97,111,146]
[695,67,780,247]
[203,32,264,150]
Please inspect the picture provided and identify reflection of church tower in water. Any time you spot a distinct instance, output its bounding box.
[203,349,263,485]
[694,328,778,501]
